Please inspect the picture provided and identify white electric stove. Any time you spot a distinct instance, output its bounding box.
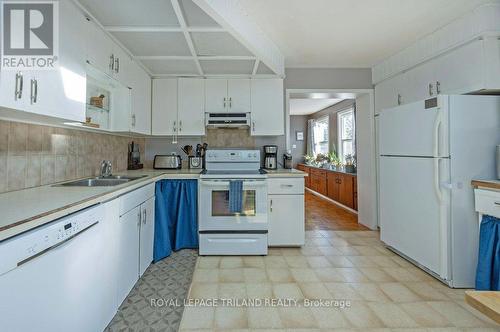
[198,149,268,255]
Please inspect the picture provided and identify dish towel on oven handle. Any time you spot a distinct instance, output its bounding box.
[475,214,500,290]
[229,180,243,214]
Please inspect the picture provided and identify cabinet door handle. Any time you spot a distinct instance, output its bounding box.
[436,81,441,94]
[428,83,434,96]
[495,202,500,206]
[30,79,38,104]
[15,72,23,100]
[223,97,226,108]
[114,57,120,73]
[280,184,293,188]
[179,120,182,132]
[252,121,255,132]
[137,210,141,226]
[173,120,176,132]
[270,199,273,212]
[229,97,232,108]
[131,114,136,126]
[143,209,147,224]
[109,54,114,71]
[397,93,402,106]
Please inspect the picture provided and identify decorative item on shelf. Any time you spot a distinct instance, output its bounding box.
[90,94,105,108]
[345,154,356,173]
[128,141,143,170]
[82,116,100,128]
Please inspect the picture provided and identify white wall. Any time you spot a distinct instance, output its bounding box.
[355,93,378,229]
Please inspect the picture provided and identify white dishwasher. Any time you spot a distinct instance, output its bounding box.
[0,204,114,332]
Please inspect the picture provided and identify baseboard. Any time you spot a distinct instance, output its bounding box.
[305,188,358,215]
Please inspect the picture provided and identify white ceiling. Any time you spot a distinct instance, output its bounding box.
[77,0,275,76]
[290,98,343,115]
[237,0,494,68]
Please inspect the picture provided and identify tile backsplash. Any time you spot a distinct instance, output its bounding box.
[0,120,145,193]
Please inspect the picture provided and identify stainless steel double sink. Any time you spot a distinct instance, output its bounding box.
[55,175,147,187]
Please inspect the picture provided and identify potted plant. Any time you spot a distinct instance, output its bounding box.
[327,151,341,170]
[345,154,356,173]
[316,153,329,168]
[304,154,315,165]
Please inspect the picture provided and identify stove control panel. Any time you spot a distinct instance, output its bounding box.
[206,149,260,163]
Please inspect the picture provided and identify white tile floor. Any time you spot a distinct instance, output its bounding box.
[179,230,499,331]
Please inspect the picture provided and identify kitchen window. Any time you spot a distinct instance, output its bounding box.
[312,116,329,156]
[337,108,355,162]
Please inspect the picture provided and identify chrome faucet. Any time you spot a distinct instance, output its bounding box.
[100,160,112,177]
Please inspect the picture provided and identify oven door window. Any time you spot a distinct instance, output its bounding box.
[212,190,256,216]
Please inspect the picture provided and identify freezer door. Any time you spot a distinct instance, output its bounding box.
[379,97,449,157]
[379,156,450,278]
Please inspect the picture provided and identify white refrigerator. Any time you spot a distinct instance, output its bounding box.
[378,95,500,288]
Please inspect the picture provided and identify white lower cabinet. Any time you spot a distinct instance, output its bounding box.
[116,205,141,305]
[139,197,155,276]
[267,178,305,246]
[116,183,155,305]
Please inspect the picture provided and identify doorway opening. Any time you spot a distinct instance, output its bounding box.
[285,89,377,231]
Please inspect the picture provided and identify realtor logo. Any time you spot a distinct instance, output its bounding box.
[1,1,59,70]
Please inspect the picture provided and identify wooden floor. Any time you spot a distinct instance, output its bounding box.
[305,190,368,231]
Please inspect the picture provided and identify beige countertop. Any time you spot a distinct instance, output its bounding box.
[471,179,500,191]
[0,168,306,241]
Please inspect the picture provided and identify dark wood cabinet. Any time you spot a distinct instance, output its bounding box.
[297,164,357,211]
[296,164,310,188]
[327,172,340,201]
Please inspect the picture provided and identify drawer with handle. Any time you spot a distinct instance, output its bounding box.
[268,178,304,195]
[309,168,327,177]
[474,189,500,219]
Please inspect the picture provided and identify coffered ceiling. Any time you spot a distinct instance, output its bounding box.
[77,0,277,77]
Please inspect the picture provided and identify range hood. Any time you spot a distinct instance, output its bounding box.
[205,113,251,128]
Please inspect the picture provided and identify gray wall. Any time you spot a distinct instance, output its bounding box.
[307,99,356,154]
[285,68,373,89]
[289,115,308,166]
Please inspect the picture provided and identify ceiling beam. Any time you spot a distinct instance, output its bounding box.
[252,60,260,75]
[136,55,256,61]
[170,0,203,75]
[193,0,285,77]
[153,73,278,79]
[103,25,226,33]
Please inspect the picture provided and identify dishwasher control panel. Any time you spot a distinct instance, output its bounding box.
[0,205,103,276]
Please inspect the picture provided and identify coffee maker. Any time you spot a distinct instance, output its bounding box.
[263,145,278,170]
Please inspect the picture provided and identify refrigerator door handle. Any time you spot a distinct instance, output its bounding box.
[433,110,443,158]
[434,158,444,202]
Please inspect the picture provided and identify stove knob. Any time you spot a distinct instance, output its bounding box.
[253,153,258,158]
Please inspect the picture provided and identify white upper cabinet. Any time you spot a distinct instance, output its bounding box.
[177,78,205,136]
[85,19,114,75]
[0,0,87,122]
[128,65,151,135]
[204,79,250,113]
[205,79,228,113]
[227,79,251,113]
[152,78,178,136]
[250,79,284,136]
[375,37,500,114]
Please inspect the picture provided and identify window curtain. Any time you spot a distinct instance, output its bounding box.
[475,215,500,290]
[154,179,198,262]
[306,119,315,156]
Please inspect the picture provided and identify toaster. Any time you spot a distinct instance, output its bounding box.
[153,154,182,169]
